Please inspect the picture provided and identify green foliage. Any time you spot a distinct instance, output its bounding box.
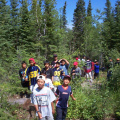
[73,0,86,50]
[67,76,120,119]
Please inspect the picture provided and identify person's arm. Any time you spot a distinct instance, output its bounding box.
[34,105,42,119]
[79,68,81,76]
[49,80,54,89]
[71,68,76,75]
[51,102,55,114]
[64,59,69,65]
[33,93,42,119]
[61,69,65,76]
[37,65,41,76]
[70,87,76,100]
[70,94,76,101]
[19,70,22,78]
[51,69,54,82]
[25,67,29,81]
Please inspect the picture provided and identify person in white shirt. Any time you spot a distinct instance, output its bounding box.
[33,75,56,120]
[34,71,54,90]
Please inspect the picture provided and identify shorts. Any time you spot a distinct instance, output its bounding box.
[94,73,99,79]
[21,81,29,88]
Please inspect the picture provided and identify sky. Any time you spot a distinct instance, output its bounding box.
[55,0,117,29]
[7,0,117,29]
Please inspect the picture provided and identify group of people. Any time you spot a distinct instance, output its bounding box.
[19,54,76,120]
[18,54,104,120]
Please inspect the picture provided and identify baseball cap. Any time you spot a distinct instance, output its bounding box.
[37,75,45,81]
[117,58,120,61]
[29,58,36,64]
[76,57,78,60]
[53,54,57,57]
[73,61,78,66]
[63,75,71,81]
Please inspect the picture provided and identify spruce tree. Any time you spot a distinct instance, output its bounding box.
[62,1,67,29]
[19,0,30,48]
[114,0,120,51]
[87,0,92,17]
[43,0,59,59]
[0,0,13,65]
[73,0,86,51]
[10,0,19,50]
[103,0,113,49]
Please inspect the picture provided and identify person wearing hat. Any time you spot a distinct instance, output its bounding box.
[55,75,76,120]
[33,75,56,120]
[51,54,58,68]
[34,71,54,90]
[41,60,54,82]
[115,58,120,65]
[71,61,81,80]
[52,61,65,91]
[25,58,41,103]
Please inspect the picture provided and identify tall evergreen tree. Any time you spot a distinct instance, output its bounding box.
[86,0,92,24]
[0,0,13,65]
[19,0,30,48]
[103,0,113,49]
[43,0,59,59]
[10,0,19,50]
[73,0,86,51]
[87,0,92,17]
[62,1,67,29]
[114,0,120,51]
[104,0,112,22]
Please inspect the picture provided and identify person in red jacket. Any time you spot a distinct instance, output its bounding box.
[91,61,95,79]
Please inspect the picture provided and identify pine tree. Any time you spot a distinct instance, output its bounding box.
[114,0,120,51]
[73,0,86,51]
[62,1,67,29]
[19,0,30,48]
[104,0,112,22]
[43,0,59,59]
[103,0,113,49]
[0,0,13,64]
[87,0,92,17]
[10,0,19,50]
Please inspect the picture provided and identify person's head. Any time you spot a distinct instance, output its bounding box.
[117,58,120,61]
[44,61,49,68]
[73,61,78,68]
[63,75,71,85]
[78,55,80,59]
[86,57,90,60]
[37,75,45,89]
[61,59,66,65]
[22,61,26,69]
[83,55,86,59]
[29,58,36,66]
[109,58,112,62]
[53,54,57,61]
[41,70,47,78]
[95,59,97,63]
[56,61,60,68]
